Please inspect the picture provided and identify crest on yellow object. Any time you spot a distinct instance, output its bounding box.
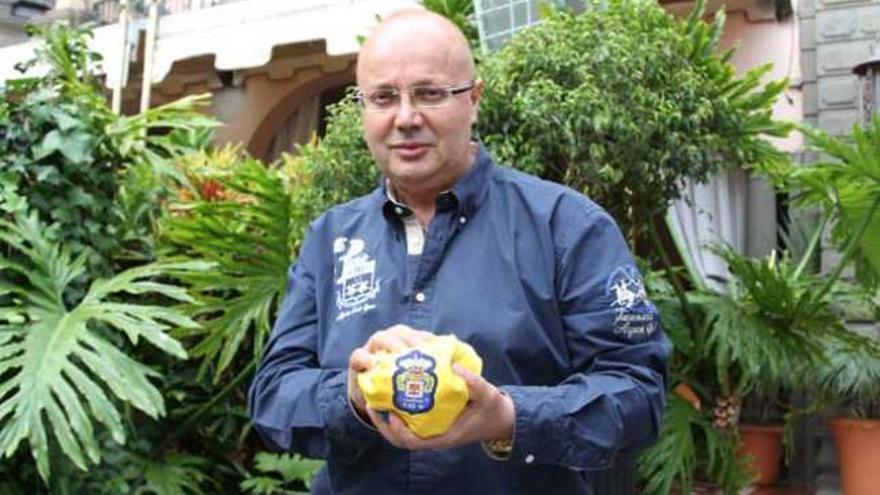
[357,334,483,438]
[393,350,437,414]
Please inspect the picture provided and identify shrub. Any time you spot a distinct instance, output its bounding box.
[477,0,790,237]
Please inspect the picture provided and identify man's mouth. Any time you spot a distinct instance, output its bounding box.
[391,142,430,149]
[390,142,431,159]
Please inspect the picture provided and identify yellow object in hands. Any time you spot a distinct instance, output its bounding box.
[357,334,483,438]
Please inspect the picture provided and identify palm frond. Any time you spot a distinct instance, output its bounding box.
[0,213,204,482]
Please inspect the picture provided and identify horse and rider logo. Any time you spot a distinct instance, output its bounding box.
[334,237,380,321]
[605,264,658,340]
[392,350,437,414]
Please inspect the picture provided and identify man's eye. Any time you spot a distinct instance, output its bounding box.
[369,91,397,106]
[414,87,446,102]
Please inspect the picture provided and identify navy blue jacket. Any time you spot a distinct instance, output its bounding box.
[249,145,670,495]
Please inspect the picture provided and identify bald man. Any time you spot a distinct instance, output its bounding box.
[249,9,669,495]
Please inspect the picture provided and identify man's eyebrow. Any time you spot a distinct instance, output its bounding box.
[362,82,396,90]
[364,78,446,90]
[410,78,444,86]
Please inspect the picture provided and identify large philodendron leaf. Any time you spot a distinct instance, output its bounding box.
[690,245,850,393]
[136,453,213,495]
[787,120,880,289]
[838,184,880,287]
[0,213,207,482]
[638,394,751,495]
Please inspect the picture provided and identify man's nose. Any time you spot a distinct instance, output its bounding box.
[393,95,424,129]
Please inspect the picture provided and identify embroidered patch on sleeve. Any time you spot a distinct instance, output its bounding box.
[605,264,659,341]
[393,350,437,414]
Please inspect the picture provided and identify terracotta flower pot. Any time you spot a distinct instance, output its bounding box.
[830,417,880,495]
[739,423,784,485]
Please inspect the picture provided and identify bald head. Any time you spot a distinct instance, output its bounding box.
[357,9,475,86]
[355,8,483,208]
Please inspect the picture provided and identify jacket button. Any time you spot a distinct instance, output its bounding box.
[414,292,426,303]
[524,454,534,464]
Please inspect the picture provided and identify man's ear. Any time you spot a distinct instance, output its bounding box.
[470,79,484,124]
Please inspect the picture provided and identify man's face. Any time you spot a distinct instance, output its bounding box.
[357,30,481,195]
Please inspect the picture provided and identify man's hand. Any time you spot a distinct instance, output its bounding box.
[347,324,435,417]
[364,363,515,451]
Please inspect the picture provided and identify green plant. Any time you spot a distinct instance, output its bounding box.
[156,105,375,382]
[240,452,324,495]
[638,241,844,493]
[694,246,850,398]
[643,113,880,491]
[0,23,217,277]
[477,0,791,240]
[753,119,880,419]
[422,0,478,47]
[0,22,240,494]
[146,98,375,491]
[288,96,378,220]
[132,452,215,495]
[639,395,751,495]
[759,121,880,291]
[0,212,207,482]
[160,154,298,382]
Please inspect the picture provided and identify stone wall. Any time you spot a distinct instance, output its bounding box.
[800,0,874,136]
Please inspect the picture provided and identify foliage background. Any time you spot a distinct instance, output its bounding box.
[4,0,873,494]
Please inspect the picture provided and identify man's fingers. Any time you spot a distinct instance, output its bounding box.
[390,326,435,348]
[363,325,438,356]
[364,407,442,450]
[453,363,491,402]
[349,348,374,372]
[387,414,443,450]
[366,332,409,353]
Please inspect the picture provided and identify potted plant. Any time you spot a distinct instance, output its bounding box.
[754,119,880,495]
[654,243,848,491]
[640,235,824,494]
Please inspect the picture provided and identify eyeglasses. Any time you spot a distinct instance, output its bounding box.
[354,81,476,112]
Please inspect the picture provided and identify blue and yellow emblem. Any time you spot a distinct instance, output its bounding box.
[357,334,483,438]
[392,350,437,414]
